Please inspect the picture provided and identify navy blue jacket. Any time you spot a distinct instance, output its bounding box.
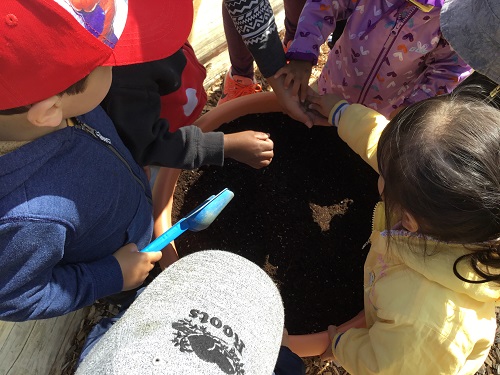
[0,107,153,321]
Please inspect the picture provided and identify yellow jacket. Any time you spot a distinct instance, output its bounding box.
[332,104,500,375]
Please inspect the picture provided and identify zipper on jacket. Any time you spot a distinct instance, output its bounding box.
[406,0,434,12]
[362,238,371,250]
[73,120,112,145]
[362,201,382,250]
[72,118,152,204]
[357,5,418,105]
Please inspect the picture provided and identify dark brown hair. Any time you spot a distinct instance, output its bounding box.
[0,75,89,115]
[377,84,500,283]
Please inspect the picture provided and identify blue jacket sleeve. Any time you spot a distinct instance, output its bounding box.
[0,221,123,321]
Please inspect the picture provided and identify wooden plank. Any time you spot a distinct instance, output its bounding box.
[189,0,286,89]
[0,308,88,375]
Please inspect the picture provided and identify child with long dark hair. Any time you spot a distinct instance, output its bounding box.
[305,85,500,374]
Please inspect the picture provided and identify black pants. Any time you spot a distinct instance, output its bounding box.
[274,346,306,375]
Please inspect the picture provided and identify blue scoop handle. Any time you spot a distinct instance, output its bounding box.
[140,220,187,253]
[140,188,233,253]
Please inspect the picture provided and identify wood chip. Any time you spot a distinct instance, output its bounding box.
[486,355,493,367]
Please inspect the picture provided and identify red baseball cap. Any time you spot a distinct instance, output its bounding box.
[0,0,193,110]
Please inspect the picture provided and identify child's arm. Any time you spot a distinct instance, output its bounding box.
[223,0,314,128]
[276,0,351,104]
[0,222,160,321]
[285,0,351,66]
[223,0,286,80]
[321,321,467,375]
[223,131,274,169]
[101,61,225,170]
[403,37,472,107]
[0,221,119,321]
[307,92,389,172]
[336,104,388,173]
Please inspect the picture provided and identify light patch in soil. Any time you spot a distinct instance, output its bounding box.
[310,199,352,232]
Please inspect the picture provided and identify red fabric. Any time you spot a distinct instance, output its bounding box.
[0,1,110,110]
[160,43,207,131]
[0,0,193,110]
[105,0,193,66]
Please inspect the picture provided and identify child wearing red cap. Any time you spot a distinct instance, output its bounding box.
[0,0,196,321]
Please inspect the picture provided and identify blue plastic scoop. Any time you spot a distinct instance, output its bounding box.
[141,188,234,253]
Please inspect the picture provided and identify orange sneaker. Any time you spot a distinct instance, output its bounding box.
[283,40,292,53]
[217,69,262,106]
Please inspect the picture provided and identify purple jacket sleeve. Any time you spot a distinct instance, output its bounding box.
[0,222,123,321]
[286,0,352,65]
[404,37,473,105]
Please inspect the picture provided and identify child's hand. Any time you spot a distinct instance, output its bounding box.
[266,76,314,128]
[224,131,274,169]
[303,105,330,127]
[113,243,162,291]
[320,325,339,362]
[307,92,346,119]
[274,60,313,102]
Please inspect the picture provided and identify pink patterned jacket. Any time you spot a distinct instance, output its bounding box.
[286,0,472,117]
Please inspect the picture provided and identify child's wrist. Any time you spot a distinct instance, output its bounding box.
[329,332,344,367]
[334,332,344,349]
[328,100,349,127]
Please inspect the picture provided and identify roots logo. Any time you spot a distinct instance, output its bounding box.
[172,309,245,374]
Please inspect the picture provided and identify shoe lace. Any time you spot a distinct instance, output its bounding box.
[230,80,262,97]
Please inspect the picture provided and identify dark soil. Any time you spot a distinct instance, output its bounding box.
[169,71,500,375]
[172,111,380,335]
